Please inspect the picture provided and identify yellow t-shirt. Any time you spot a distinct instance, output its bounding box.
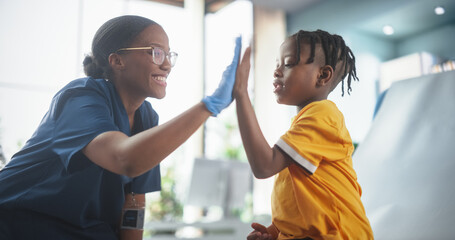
[273,100,373,240]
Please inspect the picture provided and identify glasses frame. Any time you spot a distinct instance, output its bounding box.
[116,46,178,67]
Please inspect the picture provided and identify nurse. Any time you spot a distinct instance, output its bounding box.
[0,15,241,240]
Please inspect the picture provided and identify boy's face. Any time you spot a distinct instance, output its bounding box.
[273,38,325,109]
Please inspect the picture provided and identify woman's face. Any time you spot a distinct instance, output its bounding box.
[116,24,172,100]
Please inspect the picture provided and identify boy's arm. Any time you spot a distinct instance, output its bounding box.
[233,47,290,179]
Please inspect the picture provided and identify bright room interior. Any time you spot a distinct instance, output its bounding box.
[1,0,454,239]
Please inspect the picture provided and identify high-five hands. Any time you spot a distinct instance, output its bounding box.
[202,36,242,116]
[233,44,251,100]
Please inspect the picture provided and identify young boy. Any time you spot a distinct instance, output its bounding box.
[234,30,373,239]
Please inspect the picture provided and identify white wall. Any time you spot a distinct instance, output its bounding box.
[397,23,455,59]
[0,0,81,158]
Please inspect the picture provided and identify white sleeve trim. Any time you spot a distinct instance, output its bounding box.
[276,138,317,174]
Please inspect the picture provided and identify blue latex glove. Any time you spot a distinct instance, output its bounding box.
[202,36,242,116]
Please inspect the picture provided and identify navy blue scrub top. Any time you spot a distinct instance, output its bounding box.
[0,77,161,239]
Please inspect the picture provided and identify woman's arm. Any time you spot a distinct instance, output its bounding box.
[83,102,211,178]
[233,47,290,179]
[83,37,242,178]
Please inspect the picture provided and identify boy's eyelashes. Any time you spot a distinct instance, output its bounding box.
[283,58,297,67]
[284,63,296,67]
[276,62,297,68]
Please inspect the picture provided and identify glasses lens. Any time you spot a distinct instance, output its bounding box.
[152,47,165,65]
[168,52,178,67]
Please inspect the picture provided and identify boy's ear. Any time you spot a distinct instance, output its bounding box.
[317,65,333,86]
[108,53,126,71]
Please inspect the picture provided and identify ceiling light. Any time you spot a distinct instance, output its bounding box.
[435,6,445,15]
[382,25,394,35]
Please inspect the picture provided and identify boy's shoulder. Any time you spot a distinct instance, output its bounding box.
[295,100,344,125]
[301,100,339,115]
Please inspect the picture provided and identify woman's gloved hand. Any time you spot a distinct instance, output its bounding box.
[202,36,242,116]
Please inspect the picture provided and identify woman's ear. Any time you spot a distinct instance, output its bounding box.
[108,53,126,71]
[317,65,333,86]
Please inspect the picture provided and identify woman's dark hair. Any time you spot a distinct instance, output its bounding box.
[83,15,157,79]
[292,29,359,96]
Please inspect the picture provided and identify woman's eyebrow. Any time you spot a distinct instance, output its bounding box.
[149,43,171,51]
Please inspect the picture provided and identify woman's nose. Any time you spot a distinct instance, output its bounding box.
[160,57,172,71]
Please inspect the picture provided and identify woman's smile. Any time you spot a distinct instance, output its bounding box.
[151,75,168,87]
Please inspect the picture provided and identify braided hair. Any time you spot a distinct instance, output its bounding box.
[292,29,358,96]
[83,15,157,79]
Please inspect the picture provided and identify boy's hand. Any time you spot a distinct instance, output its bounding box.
[246,223,275,240]
[202,36,242,116]
[233,46,252,100]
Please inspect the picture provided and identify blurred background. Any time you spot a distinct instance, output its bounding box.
[1,0,454,239]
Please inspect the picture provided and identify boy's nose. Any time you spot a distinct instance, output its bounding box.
[274,69,282,78]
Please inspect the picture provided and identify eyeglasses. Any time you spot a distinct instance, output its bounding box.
[116,46,178,67]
